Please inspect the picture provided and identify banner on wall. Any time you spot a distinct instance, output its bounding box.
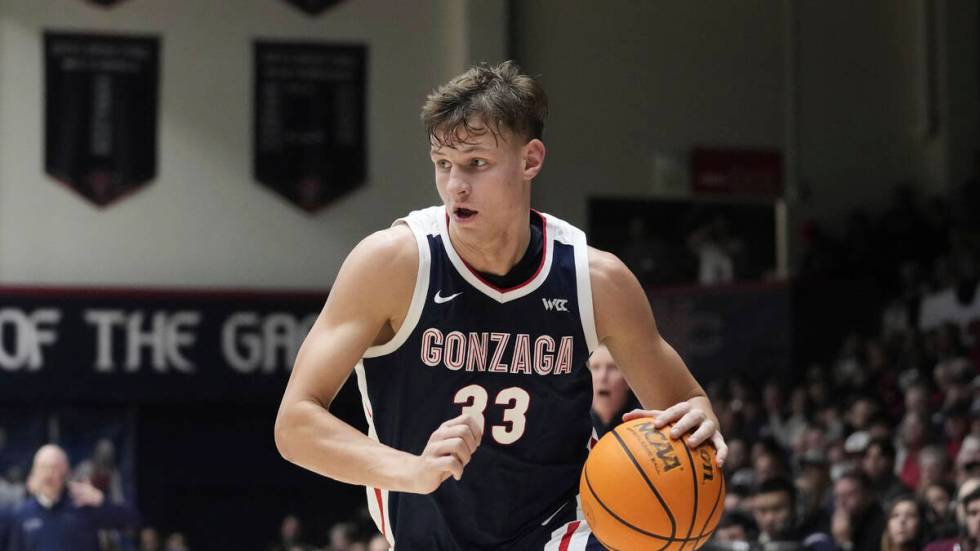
[281,0,346,16]
[82,0,130,6]
[649,282,792,383]
[254,41,367,212]
[44,32,160,207]
[691,148,783,198]
[0,287,324,403]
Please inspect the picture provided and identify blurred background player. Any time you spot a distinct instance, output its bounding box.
[587,344,638,437]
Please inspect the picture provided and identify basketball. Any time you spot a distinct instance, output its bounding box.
[580,418,726,550]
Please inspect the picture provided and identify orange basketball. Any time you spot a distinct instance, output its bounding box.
[580,418,726,550]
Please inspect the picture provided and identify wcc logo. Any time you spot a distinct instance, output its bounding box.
[542,298,568,312]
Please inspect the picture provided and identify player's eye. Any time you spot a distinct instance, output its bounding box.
[471,159,487,168]
[436,159,451,169]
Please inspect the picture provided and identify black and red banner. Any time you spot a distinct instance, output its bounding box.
[83,0,130,6]
[281,0,345,16]
[254,41,367,212]
[44,32,160,207]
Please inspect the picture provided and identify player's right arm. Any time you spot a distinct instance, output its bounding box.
[274,225,482,494]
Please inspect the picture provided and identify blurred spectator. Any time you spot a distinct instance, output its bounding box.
[920,248,980,341]
[749,477,835,550]
[918,446,953,495]
[74,438,124,505]
[957,436,980,485]
[711,510,756,546]
[687,215,745,286]
[924,478,980,551]
[0,444,140,551]
[860,438,908,503]
[830,471,885,551]
[896,413,930,490]
[327,522,357,551]
[366,534,388,551]
[587,345,637,437]
[923,481,958,539]
[270,514,307,551]
[140,527,161,551]
[164,532,188,551]
[880,495,930,551]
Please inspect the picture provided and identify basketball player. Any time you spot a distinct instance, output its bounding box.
[275,61,728,550]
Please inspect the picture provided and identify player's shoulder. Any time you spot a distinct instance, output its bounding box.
[346,223,418,276]
[587,246,635,290]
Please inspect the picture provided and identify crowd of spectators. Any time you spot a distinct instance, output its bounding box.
[700,181,980,550]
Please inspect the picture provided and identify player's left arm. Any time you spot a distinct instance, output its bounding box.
[590,247,727,466]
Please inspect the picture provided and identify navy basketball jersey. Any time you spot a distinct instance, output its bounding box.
[355,206,602,550]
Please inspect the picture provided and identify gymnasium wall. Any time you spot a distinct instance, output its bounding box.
[514,0,978,232]
[0,0,504,289]
[0,1,976,289]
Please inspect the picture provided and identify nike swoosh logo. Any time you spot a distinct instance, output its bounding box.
[433,291,463,304]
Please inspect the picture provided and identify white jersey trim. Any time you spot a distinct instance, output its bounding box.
[567,222,600,353]
[437,207,555,304]
[354,360,394,547]
[363,212,432,358]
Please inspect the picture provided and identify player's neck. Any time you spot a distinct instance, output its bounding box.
[448,215,531,276]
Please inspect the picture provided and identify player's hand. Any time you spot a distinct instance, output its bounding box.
[622,399,728,467]
[409,414,483,494]
[68,480,105,508]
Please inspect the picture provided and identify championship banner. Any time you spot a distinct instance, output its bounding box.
[0,287,324,403]
[254,41,367,212]
[281,0,346,16]
[44,32,160,207]
[649,282,792,383]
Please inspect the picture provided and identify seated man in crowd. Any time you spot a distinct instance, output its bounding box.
[0,444,139,551]
[751,477,836,550]
[925,477,980,551]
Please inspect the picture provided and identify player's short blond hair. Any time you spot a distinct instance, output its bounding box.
[421,60,548,148]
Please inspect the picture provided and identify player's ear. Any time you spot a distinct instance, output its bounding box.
[522,139,546,180]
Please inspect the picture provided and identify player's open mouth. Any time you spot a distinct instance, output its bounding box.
[454,207,478,220]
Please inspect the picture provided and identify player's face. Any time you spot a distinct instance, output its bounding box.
[430,122,543,237]
[886,500,919,545]
[588,346,630,412]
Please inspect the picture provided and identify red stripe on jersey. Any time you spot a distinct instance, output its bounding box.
[447,210,549,293]
[559,520,580,551]
[374,487,385,537]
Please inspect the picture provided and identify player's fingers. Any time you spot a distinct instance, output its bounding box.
[711,432,728,467]
[682,419,716,448]
[431,437,473,466]
[667,408,706,439]
[436,455,464,481]
[444,413,484,442]
[443,424,480,455]
[655,402,692,428]
[621,409,662,422]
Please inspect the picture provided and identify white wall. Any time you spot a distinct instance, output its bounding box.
[0,0,504,289]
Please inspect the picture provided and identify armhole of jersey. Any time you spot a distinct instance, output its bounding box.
[363,217,431,358]
[573,228,600,353]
